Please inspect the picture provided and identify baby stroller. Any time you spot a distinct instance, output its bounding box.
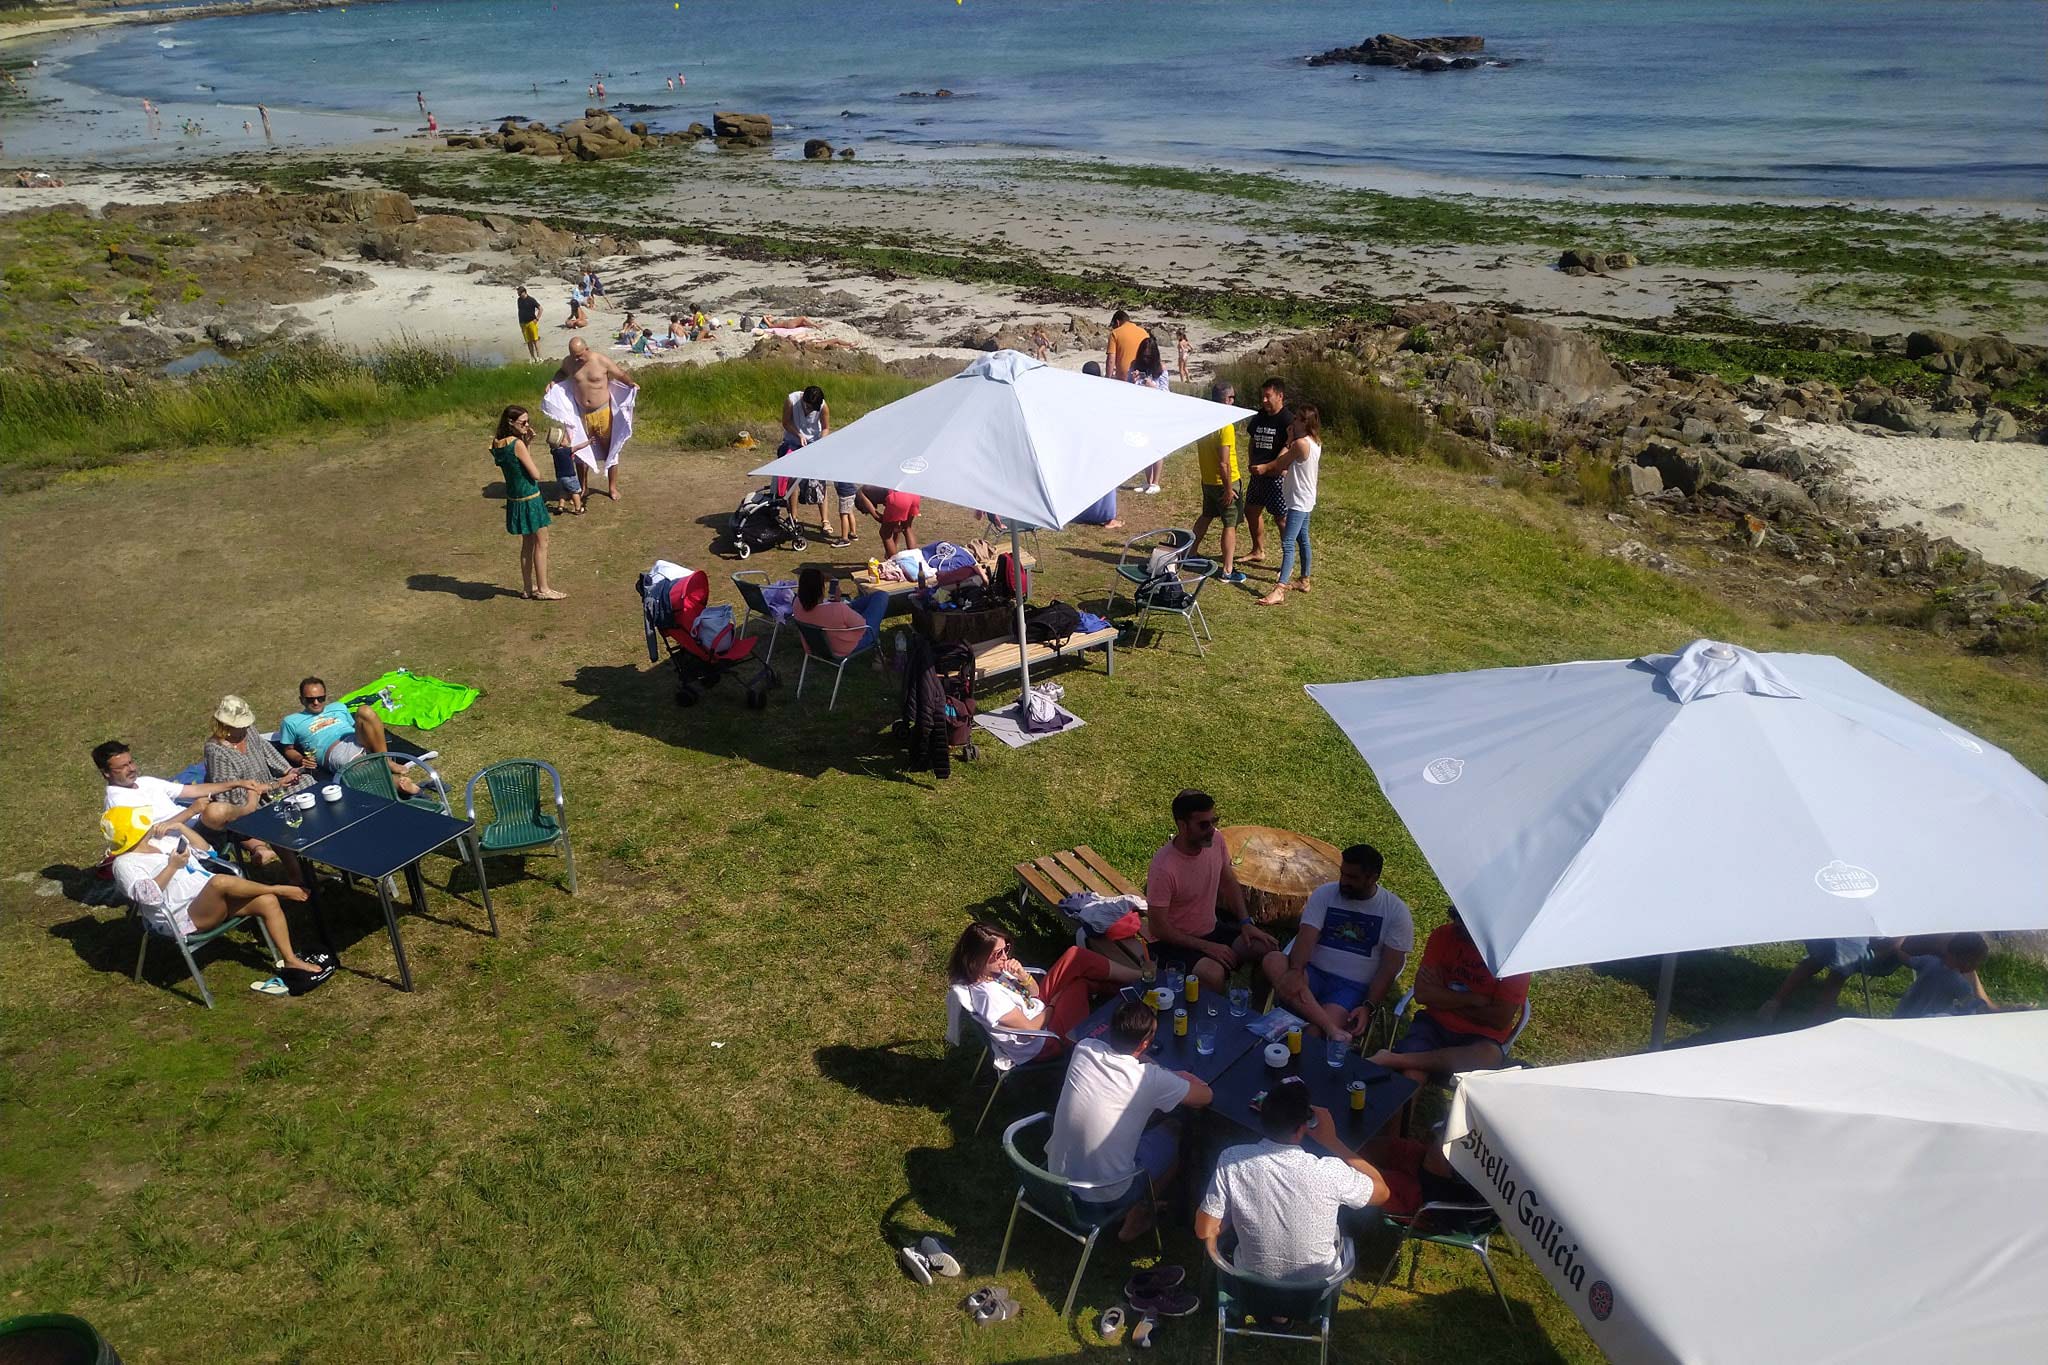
[727,481,809,560]
[898,635,979,776]
[641,564,775,707]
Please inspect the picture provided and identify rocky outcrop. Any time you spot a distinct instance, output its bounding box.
[448,109,710,159]
[1307,34,1492,71]
[803,139,835,160]
[713,111,774,147]
[1558,247,1640,275]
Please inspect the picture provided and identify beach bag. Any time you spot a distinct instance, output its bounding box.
[993,552,1029,602]
[1024,601,1081,648]
[693,604,735,653]
[1137,573,1188,610]
[1146,544,1184,577]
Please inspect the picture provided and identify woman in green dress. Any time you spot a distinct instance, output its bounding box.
[492,405,564,600]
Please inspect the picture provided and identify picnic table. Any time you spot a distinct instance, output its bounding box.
[1066,984,1263,1084]
[227,790,482,992]
[849,547,1038,599]
[1222,825,1342,923]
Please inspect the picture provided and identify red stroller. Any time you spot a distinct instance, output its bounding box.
[646,566,774,707]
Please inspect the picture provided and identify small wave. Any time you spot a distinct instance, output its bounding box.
[158,40,180,49]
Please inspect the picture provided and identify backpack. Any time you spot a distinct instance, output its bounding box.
[693,604,736,653]
[1137,574,1189,610]
[1024,601,1082,647]
[992,552,1030,602]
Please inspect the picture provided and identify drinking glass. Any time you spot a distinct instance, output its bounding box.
[1326,1036,1349,1069]
[1160,967,1183,1004]
[1195,1014,1217,1056]
[282,802,304,831]
[1228,985,1250,1017]
[1140,956,1157,988]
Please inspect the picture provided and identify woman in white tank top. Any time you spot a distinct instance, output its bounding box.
[1255,405,1321,606]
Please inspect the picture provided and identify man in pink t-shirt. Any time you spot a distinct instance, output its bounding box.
[1145,789,1279,992]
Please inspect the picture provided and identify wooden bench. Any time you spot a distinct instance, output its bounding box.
[1015,845,1149,967]
[972,626,1116,683]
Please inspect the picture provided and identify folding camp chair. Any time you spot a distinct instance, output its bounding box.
[731,569,786,663]
[129,852,279,1010]
[465,759,576,897]
[1105,527,1194,620]
[996,1111,1161,1321]
[1212,1237,1355,1364]
[794,619,879,711]
[1367,1200,1515,1323]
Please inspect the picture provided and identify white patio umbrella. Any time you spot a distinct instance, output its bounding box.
[754,351,1250,701]
[1443,1012,2048,1363]
[1306,639,2048,1043]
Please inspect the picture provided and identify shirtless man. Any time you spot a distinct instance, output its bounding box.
[553,338,635,501]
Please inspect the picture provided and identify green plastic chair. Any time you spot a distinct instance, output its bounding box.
[465,759,576,896]
[995,1111,1161,1322]
[1365,1200,1514,1323]
[336,750,498,933]
[130,868,279,1011]
[1211,1238,1356,1365]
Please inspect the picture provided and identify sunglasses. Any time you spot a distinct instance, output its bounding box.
[301,695,327,706]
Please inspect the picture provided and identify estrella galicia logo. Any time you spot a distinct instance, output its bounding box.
[1122,430,1151,448]
[1814,860,1879,899]
[898,456,930,475]
[1588,1280,1614,1321]
[1422,757,1465,785]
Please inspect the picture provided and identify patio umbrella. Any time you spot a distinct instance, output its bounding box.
[1306,639,2048,1042]
[1443,1012,2048,1363]
[754,350,1250,702]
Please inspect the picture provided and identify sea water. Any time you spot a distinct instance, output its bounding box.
[8,0,2044,203]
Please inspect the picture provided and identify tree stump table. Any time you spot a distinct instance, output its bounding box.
[1221,825,1342,924]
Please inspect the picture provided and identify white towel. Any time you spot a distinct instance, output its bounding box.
[542,378,638,478]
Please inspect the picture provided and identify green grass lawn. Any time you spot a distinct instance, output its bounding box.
[3,362,2044,1362]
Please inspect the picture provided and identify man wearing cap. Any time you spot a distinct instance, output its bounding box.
[278,676,421,796]
[95,738,269,852]
[104,805,329,981]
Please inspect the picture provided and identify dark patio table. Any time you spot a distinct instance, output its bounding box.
[1066,986,1263,1084]
[1206,1030,1415,1145]
[228,792,480,992]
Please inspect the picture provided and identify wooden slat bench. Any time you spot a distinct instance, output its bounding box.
[972,627,1116,683]
[1015,845,1149,968]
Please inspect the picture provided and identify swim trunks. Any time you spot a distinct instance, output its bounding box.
[521,321,540,343]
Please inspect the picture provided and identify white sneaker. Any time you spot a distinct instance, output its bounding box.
[1142,483,1161,495]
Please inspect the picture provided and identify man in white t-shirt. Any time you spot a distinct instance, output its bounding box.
[1260,843,1412,1043]
[95,738,274,854]
[1197,1076,1389,1283]
[1047,997,1212,1241]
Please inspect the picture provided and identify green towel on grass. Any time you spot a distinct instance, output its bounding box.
[339,670,479,731]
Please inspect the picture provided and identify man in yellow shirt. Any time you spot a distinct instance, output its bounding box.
[1190,381,1247,583]
[1105,309,1150,381]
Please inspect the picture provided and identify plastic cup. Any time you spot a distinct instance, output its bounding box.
[1229,986,1250,1017]
[1326,1036,1349,1069]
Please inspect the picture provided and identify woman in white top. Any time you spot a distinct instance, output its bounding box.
[102,805,327,976]
[1125,336,1172,494]
[1254,405,1322,606]
[948,921,1140,1068]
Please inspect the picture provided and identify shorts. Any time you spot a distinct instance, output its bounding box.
[1803,938,1904,979]
[836,481,857,514]
[1393,1010,1502,1061]
[520,320,540,343]
[1247,475,1286,519]
[1303,962,1369,1013]
[1156,923,1243,973]
[881,490,920,523]
[1077,1120,1179,1215]
[550,444,582,494]
[1200,480,1244,527]
[323,737,366,772]
[583,403,612,441]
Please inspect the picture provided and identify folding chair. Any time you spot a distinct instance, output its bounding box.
[793,620,879,711]
[336,749,498,934]
[1366,1200,1515,1323]
[1389,990,1533,1058]
[996,1111,1161,1321]
[129,861,279,1010]
[1212,1238,1355,1364]
[465,759,576,898]
[947,973,1065,1134]
[731,569,786,663]
[1105,527,1193,619]
[1131,554,1218,657]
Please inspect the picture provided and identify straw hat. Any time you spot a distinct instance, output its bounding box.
[101,805,155,855]
[214,694,257,728]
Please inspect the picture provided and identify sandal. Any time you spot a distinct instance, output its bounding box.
[250,976,288,996]
[531,588,568,601]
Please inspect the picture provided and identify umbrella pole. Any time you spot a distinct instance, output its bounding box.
[1010,525,1032,706]
[1649,953,1678,1050]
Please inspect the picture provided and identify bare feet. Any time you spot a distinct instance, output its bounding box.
[1104,519,1125,529]
[1240,552,1265,565]
[281,954,323,973]
[396,775,423,798]
[275,884,310,903]
[1117,1199,1159,1244]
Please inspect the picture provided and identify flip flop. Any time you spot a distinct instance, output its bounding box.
[915,1236,962,1278]
[249,976,288,996]
[896,1246,932,1286]
[1128,1286,1199,1318]
[1123,1265,1186,1301]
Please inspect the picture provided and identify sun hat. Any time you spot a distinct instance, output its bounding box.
[101,805,155,855]
[214,694,257,728]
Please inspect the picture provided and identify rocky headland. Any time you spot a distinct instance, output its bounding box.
[1306,34,1506,73]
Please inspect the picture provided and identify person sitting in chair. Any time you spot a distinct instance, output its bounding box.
[1260,842,1412,1044]
[277,676,421,796]
[1197,1075,1389,1282]
[104,805,330,983]
[1047,996,1212,1243]
[790,567,891,659]
[1366,905,1530,1082]
[947,921,1140,1069]
[1145,789,1278,995]
[96,738,276,854]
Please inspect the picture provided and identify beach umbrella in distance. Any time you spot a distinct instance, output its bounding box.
[1306,639,2048,1044]
[1443,1012,2048,1362]
[754,350,1251,705]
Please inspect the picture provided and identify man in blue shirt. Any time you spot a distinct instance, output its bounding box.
[278,676,421,796]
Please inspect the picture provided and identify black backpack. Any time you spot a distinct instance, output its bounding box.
[1137,573,1189,610]
[1024,600,1082,647]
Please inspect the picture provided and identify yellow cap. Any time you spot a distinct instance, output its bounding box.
[101,805,156,855]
